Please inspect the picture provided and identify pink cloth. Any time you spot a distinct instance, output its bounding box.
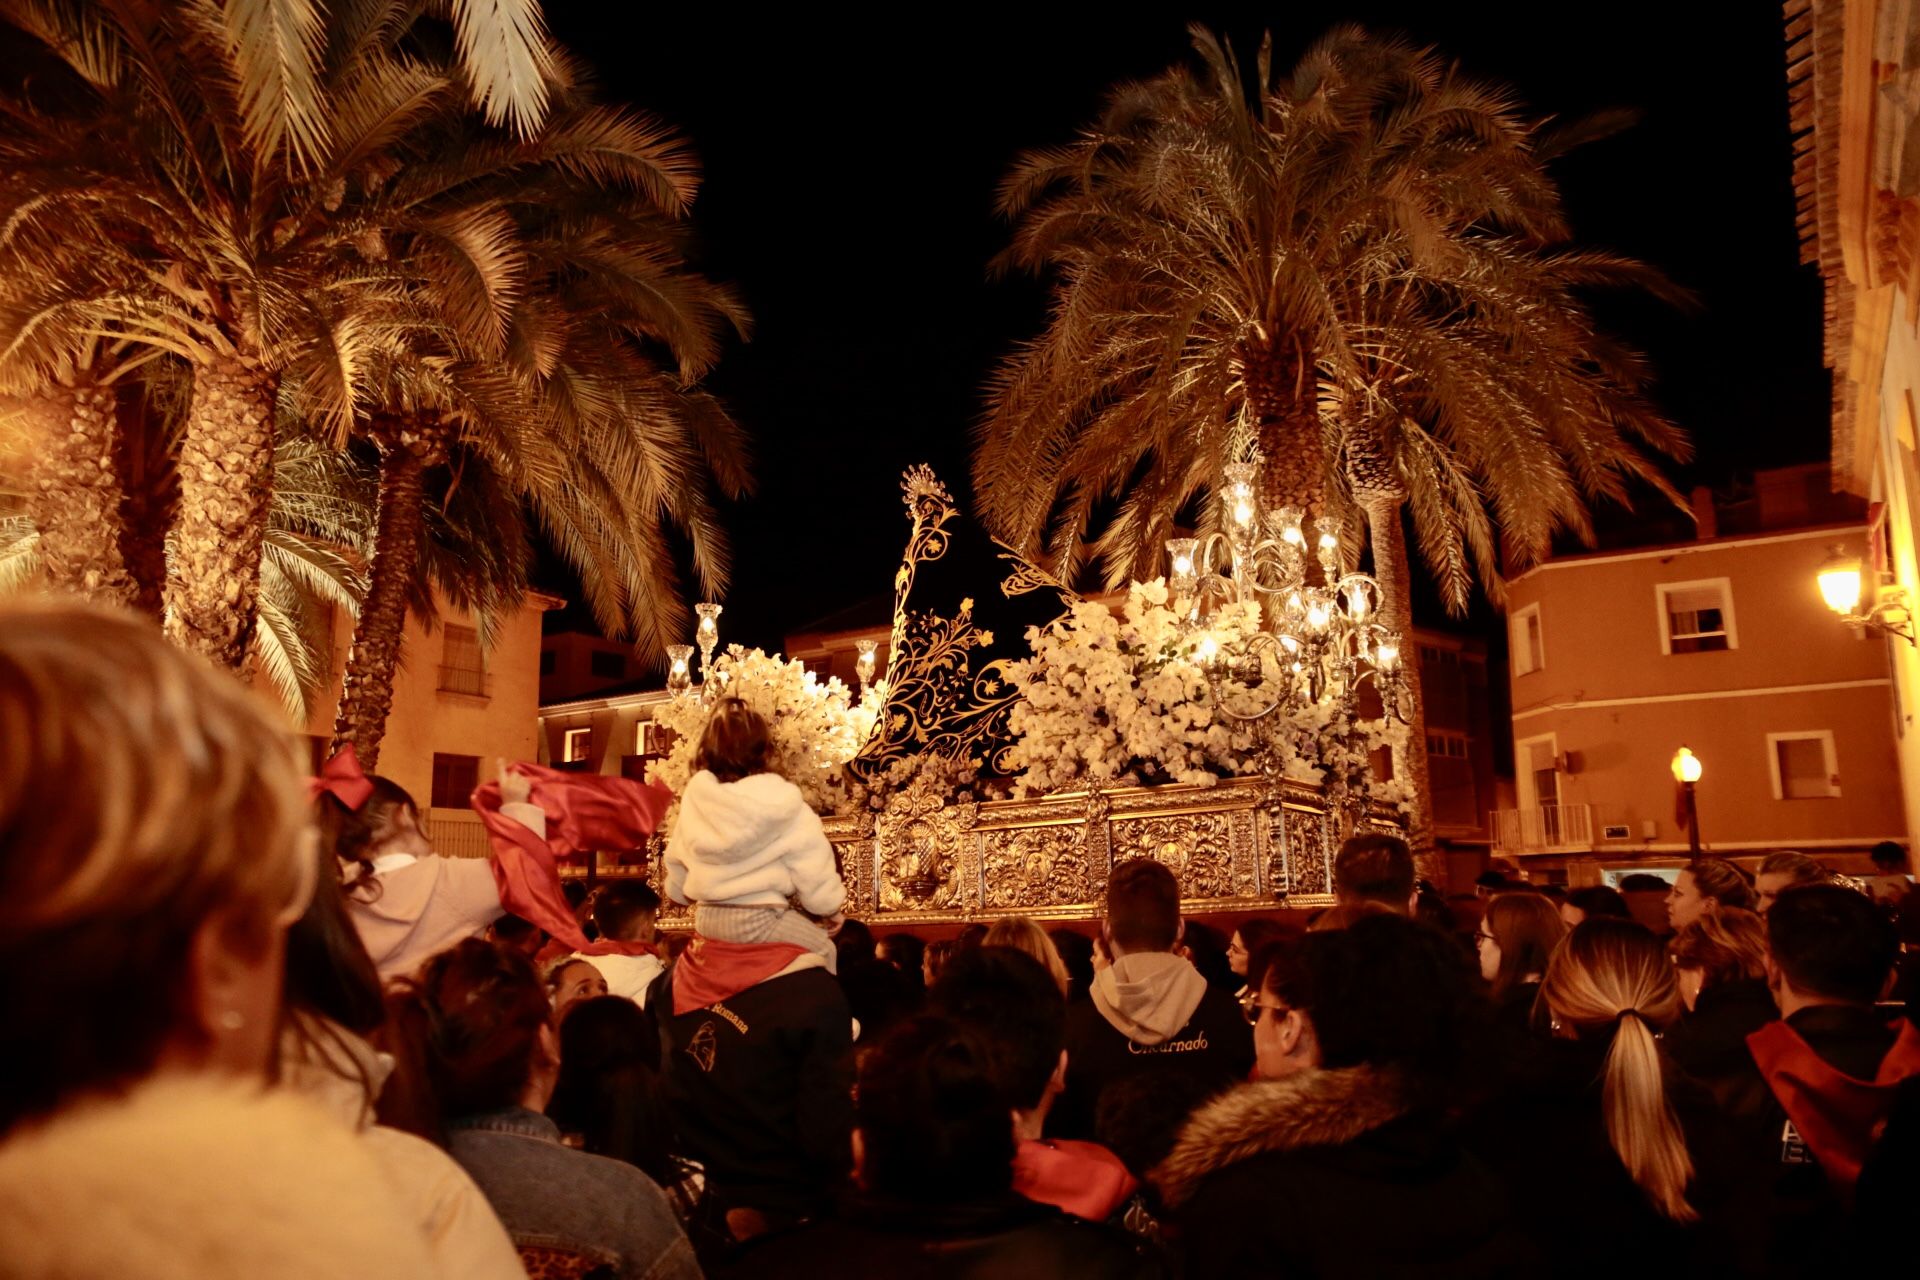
[471,765,672,956]
[1013,1138,1137,1221]
[350,856,504,981]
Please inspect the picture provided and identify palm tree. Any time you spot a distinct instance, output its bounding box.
[0,0,565,665]
[976,25,1687,866]
[307,76,750,767]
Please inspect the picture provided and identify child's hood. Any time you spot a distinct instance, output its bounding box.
[676,770,810,862]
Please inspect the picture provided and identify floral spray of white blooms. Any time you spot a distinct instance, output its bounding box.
[1004,578,1407,808]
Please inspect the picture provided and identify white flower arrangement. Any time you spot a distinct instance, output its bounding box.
[646,644,887,817]
[1003,578,1405,806]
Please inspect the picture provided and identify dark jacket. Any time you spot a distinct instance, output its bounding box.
[1663,978,1778,1121]
[1158,1066,1533,1279]
[1051,969,1252,1141]
[648,965,853,1220]
[446,1107,699,1280]
[723,1191,1166,1279]
[1725,1003,1908,1277]
[1467,1036,1749,1280]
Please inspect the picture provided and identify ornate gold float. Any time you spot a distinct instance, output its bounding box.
[656,772,1396,928]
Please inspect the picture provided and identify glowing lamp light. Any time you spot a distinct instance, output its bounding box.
[1194,634,1219,664]
[666,645,694,696]
[1346,584,1371,619]
[1306,602,1332,631]
[1671,746,1703,785]
[1374,642,1400,671]
[1816,547,1864,616]
[695,602,723,648]
[1222,461,1258,530]
[1277,507,1306,546]
[1167,539,1198,578]
[855,638,879,688]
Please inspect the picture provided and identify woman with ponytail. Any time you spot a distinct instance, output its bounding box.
[1471,919,1744,1278]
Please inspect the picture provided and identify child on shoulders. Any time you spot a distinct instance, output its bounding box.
[664,697,847,972]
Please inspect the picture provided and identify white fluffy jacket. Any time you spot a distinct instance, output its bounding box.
[664,770,846,914]
[0,1076,447,1279]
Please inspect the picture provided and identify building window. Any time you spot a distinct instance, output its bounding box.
[590,650,627,679]
[1426,731,1470,760]
[540,650,556,676]
[562,727,593,764]
[439,624,487,696]
[1657,579,1736,655]
[430,753,479,809]
[1768,731,1839,799]
[1511,604,1543,675]
[636,721,676,756]
[802,654,833,678]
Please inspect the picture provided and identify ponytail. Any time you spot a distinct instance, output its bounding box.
[1600,1010,1697,1222]
[1543,919,1697,1222]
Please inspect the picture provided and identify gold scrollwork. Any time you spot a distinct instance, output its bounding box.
[1112,813,1238,899]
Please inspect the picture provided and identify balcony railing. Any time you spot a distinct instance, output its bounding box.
[428,809,492,860]
[437,664,490,697]
[1491,803,1594,856]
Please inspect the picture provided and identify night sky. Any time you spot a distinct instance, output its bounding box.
[544,2,1823,658]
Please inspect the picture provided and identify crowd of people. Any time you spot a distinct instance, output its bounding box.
[3,601,1919,1278]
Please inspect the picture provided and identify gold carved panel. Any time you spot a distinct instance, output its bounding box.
[660,775,1382,928]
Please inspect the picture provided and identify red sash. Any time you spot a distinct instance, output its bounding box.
[1746,1016,1920,1194]
[670,935,811,1015]
[471,765,672,956]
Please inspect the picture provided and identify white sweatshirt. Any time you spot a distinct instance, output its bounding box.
[663,771,846,915]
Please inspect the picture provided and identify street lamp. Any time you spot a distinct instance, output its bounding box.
[1671,746,1703,861]
[1816,546,1915,644]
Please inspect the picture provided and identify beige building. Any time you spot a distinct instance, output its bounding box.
[1497,513,1905,865]
[300,591,559,857]
[1791,0,1920,849]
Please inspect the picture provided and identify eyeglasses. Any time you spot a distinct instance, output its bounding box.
[1253,1002,1292,1020]
[1474,931,1495,949]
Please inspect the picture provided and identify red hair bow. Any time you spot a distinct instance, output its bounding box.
[308,744,375,812]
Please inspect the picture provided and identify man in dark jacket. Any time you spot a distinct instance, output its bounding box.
[1736,885,1920,1274]
[1050,859,1253,1140]
[727,1014,1164,1278]
[648,944,854,1240]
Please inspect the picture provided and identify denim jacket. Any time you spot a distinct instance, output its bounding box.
[447,1108,700,1280]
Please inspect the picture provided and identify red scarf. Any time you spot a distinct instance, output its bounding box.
[1013,1138,1137,1221]
[670,935,811,1015]
[1747,1015,1920,1195]
[471,765,672,956]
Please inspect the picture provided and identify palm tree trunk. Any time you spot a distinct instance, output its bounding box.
[163,347,277,667]
[1364,495,1442,889]
[331,419,442,769]
[25,383,137,607]
[1241,335,1325,517]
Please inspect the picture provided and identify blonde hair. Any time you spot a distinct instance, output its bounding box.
[0,602,312,1131]
[1541,919,1696,1222]
[983,916,1071,995]
[1668,907,1767,989]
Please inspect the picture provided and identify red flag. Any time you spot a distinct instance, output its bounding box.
[471,764,673,956]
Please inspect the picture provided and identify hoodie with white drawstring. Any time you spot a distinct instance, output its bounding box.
[664,769,848,972]
[1050,948,1255,1141]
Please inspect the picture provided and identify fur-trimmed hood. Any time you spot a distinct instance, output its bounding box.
[1154,1065,1411,1208]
